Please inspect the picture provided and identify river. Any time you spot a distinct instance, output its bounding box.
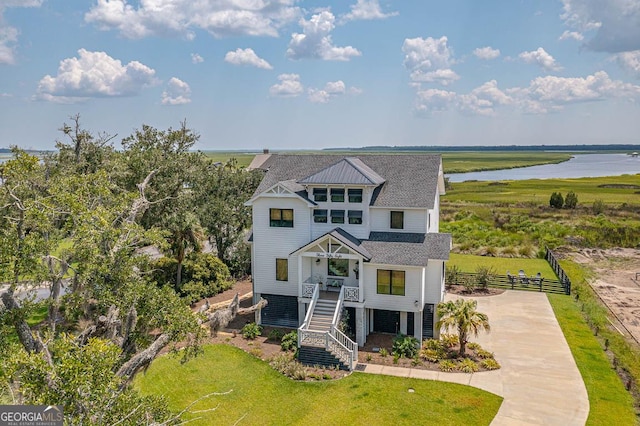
[447,153,640,182]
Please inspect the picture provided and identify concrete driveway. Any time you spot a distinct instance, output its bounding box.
[361,291,589,425]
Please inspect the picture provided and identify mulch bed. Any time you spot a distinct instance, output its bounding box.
[446,285,505,297]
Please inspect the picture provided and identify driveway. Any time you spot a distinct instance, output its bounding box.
[361,291,589,425]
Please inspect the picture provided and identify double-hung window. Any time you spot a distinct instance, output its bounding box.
[331,210,345,224]
[390,211,404,229]
[270,208,293,227]
[313,209,328,223]
[348,210,363,224]
[313,188,327,202]
[376,270,405,296]
[330,188,345,202]
[276,258,288,281]
[348,189,363,203]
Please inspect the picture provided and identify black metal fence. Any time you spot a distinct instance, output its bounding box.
[545,247,572,295]
[448,272,569,295]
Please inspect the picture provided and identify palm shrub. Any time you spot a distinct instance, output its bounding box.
[438,360,457,372]
[437,299,491,357]
[392,335,420,358]
[457,358,480,373]
[441,334,459,348]
[481,359,501,370]
[475,266,495,290]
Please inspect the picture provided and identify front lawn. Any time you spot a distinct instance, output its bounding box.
[448,253,556,277]
[134,344,502,425]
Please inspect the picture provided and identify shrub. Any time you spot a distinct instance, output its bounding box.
[269,354,307,380]
[476,349,494,359]
[467,342,481,351]
[518,245,534,258]
[475,266,495,290]
[438,360,457,372]
[550,192,564,209]
[460,275,475,293]
[564,191,578,209]
[592,199,606,215]
[445,265,461,288]
[441,334,459,348]
[241,322,262,340]
[457,358,480,373]
[379,348,388,357]
[280,331,298,352]
[480,358,501,370]
[420,348,445,363]
[392,335,420,358]
[267,329,284,342]
[411,357,422,367]
[424,338,445,351]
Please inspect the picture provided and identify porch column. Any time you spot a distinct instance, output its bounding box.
[358,256,363,303]
[355,307,366,347]
[297,253,303,298]
[414,312,422,343]
[399,312,407,335]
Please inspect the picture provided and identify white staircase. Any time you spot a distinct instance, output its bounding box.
[308,299,337,331]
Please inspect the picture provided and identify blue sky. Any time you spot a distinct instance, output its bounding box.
[1,0,639,150]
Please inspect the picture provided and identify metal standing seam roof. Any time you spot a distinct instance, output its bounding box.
[298,157,385,185]
[252,154,442,209]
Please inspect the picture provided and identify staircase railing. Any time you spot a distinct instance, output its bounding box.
[299,283,319,332]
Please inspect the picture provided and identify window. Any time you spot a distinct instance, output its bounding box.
[270,208,293,227]
[276,258,288,281]
[330,188,345,202]
[328,258,349,277]
[331,210,345,224]
[348,188,363,203]
[313,209,328,223]
[390,211,404,229]
[377,270,405,295]
[313,188,327,202]
[348,210,363,224]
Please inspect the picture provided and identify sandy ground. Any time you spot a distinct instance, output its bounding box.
[570,248,640,344]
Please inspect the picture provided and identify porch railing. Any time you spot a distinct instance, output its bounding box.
[299,283,319,331]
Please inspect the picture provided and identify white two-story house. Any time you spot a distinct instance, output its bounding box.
[245,154,451,369]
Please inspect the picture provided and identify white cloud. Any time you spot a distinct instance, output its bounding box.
[616,50,640,77]
[224,48,272,69]
[518,47,562,71]
[410,69,460,86]
[414,71,640,115]
[307,80,361,103]
[161,77,191,105]
[559,30,584,41]
[403,36,454,72]
[191,53,203,64]
[560,0,640,52]
[340,0,398,23]
[0,0,44,64]
[85,0,300,39]
[269,73,303,97]
[286,11,362,61]
[36,49,158,103]
[473,46,500,60]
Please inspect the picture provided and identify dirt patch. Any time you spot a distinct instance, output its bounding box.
[568,248,640,344]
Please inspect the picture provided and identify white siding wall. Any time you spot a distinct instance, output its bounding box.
[424,260,445,304]
[432,192,440,231]
[252,196,311,297]
[369,208,427,233]
[362,264,424,312]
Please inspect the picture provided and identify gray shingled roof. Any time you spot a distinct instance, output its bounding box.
[298,157,385,185]
[362,232,452,266]
[279,179,316,205]
[253,154,442,208]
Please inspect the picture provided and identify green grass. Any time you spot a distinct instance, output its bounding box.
[448,253,556,277]
[201,152,254,168]
[547,293,638,425]
[444,175,640,206]
[135,344,502,425]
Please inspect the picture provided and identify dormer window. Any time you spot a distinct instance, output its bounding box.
[390,211,404,229]
[330,188,345,202]
[348,189,363,203]
[313,188,327,202]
